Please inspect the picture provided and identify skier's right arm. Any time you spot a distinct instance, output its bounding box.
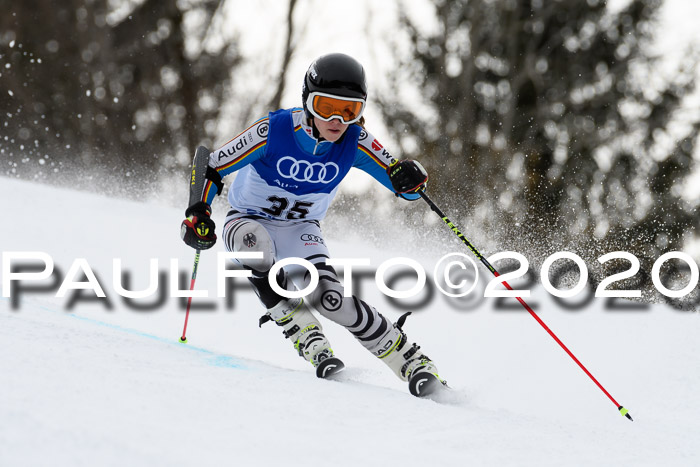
[181,117,269,250]
[200,116,270,205]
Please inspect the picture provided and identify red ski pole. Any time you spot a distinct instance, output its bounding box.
[180,145,211,343]
[180,249,201,343]
[418,190,632,421]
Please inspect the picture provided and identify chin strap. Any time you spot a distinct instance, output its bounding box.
[305,116,347,145]
[310,119,322,140]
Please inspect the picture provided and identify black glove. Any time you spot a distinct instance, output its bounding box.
[181,201,217,250]
[387,160,428,194]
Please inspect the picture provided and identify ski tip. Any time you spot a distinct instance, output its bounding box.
[409,372,447,398]
[179,337,188,344]
[618,406,633,421]
[316,357,345,379]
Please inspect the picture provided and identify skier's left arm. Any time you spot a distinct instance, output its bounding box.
[353,129,426,201]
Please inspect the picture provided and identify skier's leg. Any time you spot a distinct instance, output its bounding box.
[279,222,442,383]
[223,216,335,367]
[304,257,440,382]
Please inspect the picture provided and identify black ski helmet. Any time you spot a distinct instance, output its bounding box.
[302,53,367,120]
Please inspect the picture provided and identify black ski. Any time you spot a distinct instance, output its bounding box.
[316,357,345,379]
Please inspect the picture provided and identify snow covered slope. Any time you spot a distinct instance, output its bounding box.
[1,177,699,466]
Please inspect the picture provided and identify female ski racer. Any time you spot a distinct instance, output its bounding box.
[181,53,445,396]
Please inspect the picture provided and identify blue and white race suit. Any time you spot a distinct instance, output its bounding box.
[199,108,415,353]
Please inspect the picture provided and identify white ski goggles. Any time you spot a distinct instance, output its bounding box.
[306,92,366,124]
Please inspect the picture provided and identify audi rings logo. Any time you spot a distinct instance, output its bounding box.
[301,233,325,245]
[276,157,340,184]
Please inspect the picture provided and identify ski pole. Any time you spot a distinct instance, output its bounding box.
[179,145,211,343]
[180,249,201,343]
[418,190,633,421]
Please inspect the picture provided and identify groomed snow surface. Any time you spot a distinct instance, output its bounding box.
[1,177,699,466]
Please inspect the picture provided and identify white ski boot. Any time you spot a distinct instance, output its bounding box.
[260,298,344,378]
[373,312,447,397]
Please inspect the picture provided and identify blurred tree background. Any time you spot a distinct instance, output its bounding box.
[376,0,699,301]
[0,0,240,194]
[1,0,698,302]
